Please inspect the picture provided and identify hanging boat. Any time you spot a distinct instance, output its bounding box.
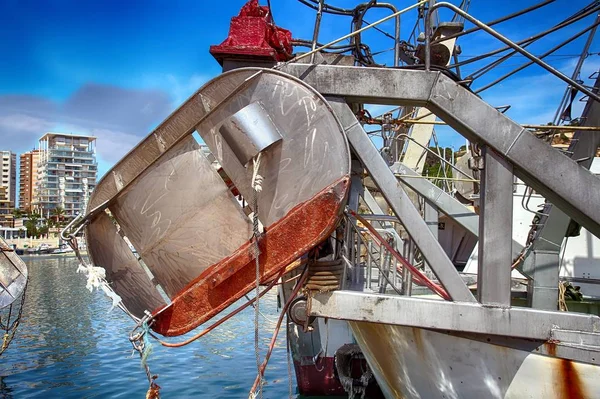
[0,238,27,310]
[83,68,351,336]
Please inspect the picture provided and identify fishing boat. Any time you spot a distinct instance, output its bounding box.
[64,1,600,397]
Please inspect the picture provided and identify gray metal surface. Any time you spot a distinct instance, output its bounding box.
[310,290,600,341]
[85,67,351,319]
[218,101,282,166]
[196,70,351,228]
[328,97,476,303]
[282,64,600,238]
[0,238,27,309]
[109,136,252,298]
[86,212,167,318]
[88,69,262,212]
[390,161,479,236]
[477,147,513,306]
[522,75,600,309]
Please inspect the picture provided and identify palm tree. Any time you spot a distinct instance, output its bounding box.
[51,207,65,227]
[25,213,40,238]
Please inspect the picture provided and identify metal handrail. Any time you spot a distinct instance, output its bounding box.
[396,133,474,180]
[281,0,428,66]
[428,2,600,104]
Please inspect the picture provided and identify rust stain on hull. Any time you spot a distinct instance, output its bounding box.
[152,177,349,336]
[557,359,587,399]
[546,342,589,399]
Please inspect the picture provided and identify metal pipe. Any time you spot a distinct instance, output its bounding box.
[367,241,373,289]
[430,2,600,103]
[448,3,600,69]
[371,3,401,66]
[310,0,324,63]
[553,13,600,123]
[281,0,428,67]
[432,0,554,45]
[475,18,600,94]
[395,174,479,183]
[401,119,600,131]
[396,133,474,179]
[424,0,433,71]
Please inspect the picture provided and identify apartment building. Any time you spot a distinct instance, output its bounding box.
[0,151,17,207]
[0,186,12,228]
[19,149,41,212]
[34,133,97,219]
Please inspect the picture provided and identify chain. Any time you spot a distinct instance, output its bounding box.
[130,313,161,398]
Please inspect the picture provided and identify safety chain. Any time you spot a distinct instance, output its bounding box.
[0,279,28,356]
[130,312,161,398]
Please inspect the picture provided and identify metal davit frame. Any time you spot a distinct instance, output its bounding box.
[277,58,600,396]
[279,61,600,356]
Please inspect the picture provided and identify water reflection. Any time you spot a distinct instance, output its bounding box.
[0,256,301,398]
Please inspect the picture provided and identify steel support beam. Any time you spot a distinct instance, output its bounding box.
[477,147,513,306]
[328,98,476,302]
[391,162,479,236]
[522,75,600,309]
[281,64,600,238]
[424,201,439,240]
[310,290,600,341]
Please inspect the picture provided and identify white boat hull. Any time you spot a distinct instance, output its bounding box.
[350,321,599,398]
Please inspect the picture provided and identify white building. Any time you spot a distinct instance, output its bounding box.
[34,133,97,219]
[0,150,17,207]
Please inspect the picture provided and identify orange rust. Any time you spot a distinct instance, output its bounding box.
[152,176,349,336]
[548,346,588,399]
[557,359,586,399]
[545,341,557,357]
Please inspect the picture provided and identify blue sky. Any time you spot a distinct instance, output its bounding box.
[0,0,598,179]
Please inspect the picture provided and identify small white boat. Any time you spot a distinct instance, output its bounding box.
[52,244,74,254]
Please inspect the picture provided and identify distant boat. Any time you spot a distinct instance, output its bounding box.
[52,244,74,254]
[26,243,52,254]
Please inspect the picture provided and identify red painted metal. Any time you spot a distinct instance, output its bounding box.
[294,358,385,397]
[151,176,349,336]
[209,0,293,65]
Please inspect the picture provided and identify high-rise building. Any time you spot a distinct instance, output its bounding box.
[0,151,17,208]
[19,149,41,212]
[34,133,97,219]
[0,186,12,227]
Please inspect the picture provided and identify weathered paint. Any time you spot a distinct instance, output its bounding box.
[349,322,599,398]
[152,177,349,336]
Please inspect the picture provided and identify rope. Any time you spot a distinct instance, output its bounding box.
[559,281,569,311]
[129,314,161,398]
[251,152,264,399]
[68,236,123,311]
[249,266,309,397]
[286,315,294,399]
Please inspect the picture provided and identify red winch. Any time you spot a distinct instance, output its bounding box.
[209,0,293,66]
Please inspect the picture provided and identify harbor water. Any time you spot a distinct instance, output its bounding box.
[0,256,316,398]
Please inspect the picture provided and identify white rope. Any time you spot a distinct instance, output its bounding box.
[252,151,264,399]
[252,152,264,193]
[77,263,122,311]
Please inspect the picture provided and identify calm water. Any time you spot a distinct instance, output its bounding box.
[0,256,304,398]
